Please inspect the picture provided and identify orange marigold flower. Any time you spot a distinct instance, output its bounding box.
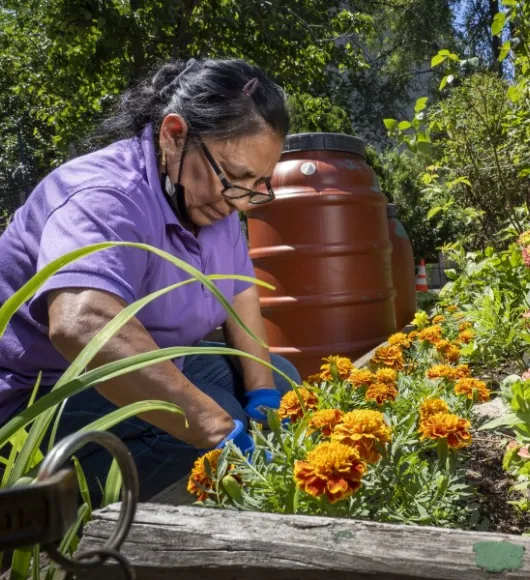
[426,364,457,380]
[458,329,475,344]
[432,315,445,324]
[366,381,398,405]
[417,325,444,345]
[419,413,472,449]
[375,367,398,385]
[331,410,392,463]
[293,441,367,504]
[419,397,450,421]
[305,373,322,385]
[435,340,461,363]
[187,449,224,501]
[388,332,412,349]
[320,355,353,381]
[454,378,491,402]
[458,321,473,331]
[278,388,319,423]
[348,367,375,388]
[445,305,458,312]
[308,409,344,437]
[371,345,404,370]
[408,330,418,341]
[454,364,472,379]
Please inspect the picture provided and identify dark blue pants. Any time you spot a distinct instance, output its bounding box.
[51,343,300,503]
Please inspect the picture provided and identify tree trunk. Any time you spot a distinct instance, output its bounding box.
[489,0,503,76]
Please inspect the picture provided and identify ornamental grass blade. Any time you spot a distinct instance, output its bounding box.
[2,269,272,478]
[72,457,92,519]
[102,459,122,507]
[31,544,40,580]
[0,346,295,449]
[10,547,32,580]
[44,503,90,580]
[78,400,183,434]
[7,408,52,484]
[47,398,69,453]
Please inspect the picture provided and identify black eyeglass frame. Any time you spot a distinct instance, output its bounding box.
[196,135,276,205]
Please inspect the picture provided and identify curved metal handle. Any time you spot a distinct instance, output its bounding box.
[37,430,139,578]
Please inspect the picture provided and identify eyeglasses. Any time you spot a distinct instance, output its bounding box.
[196,135,275,205]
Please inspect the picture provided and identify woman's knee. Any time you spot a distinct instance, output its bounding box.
[270,354,301,395]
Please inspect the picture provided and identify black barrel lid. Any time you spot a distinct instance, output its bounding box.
[283,132,366,158]
[387,203,397,218]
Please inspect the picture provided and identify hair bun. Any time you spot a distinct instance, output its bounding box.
[151,61,188,92]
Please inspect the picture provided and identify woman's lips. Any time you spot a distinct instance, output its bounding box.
[202,205,228,220]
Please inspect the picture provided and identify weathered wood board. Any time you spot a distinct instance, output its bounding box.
[77,503,529,580]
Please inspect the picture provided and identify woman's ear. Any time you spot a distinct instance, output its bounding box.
[159,114,189,156]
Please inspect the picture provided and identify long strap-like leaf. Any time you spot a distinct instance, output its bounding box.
[0,346,298,448]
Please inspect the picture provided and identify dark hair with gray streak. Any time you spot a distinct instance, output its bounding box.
[97,58,290,143]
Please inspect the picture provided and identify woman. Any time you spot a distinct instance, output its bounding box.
[0,58,300,500]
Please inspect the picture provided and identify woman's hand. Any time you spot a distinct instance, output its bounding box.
[48,287,234,449]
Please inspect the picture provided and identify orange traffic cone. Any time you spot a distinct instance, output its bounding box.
[415,259,429,292]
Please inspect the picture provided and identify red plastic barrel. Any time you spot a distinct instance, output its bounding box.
[387,204,416,330]
[247,133,397,378]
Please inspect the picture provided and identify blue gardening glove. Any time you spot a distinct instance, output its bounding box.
[216,419,255,456]
[244,388,282,422]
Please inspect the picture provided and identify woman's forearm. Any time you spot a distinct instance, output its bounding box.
[223,285,275,391]
[47,288,234,448]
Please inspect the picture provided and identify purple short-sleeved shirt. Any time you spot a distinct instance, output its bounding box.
[0,124,255,423]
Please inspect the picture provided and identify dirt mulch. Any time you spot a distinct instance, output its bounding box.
[466,430,530,534]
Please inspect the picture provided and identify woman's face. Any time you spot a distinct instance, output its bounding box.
[160,115,283,228]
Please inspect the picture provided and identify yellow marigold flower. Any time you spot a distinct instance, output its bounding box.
[371,345,404,370]
[305,373,322,385]
[454,364,472,379]
[375,367,397,385]
[445,305,458,312]
[432,315,445,324]
[408,330,418,341]
[308,409,344,437]
[388,332,412,349]
[458,321,473,331]
[293,441,367,504]
[332,410,392,463]
[278,388,319,423]
[458,329,475,344]
[426,364,457,381]
[435,340,461,363]
[419,413,472,449]
[320,355,353,381]
[366,381,398,405]
[453,312,465,320]
[454,378,491,402]
[412,310,430,329]
[417,325,443,345]
[518,230,530,247]
[187,449,223,501]
[348,367,375,388]
[419,397,449,421]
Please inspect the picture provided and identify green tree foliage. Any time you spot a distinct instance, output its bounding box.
[367,147,457,260]
[381,0,530,250]
[0,0,457,210]
[0,0,370,192]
